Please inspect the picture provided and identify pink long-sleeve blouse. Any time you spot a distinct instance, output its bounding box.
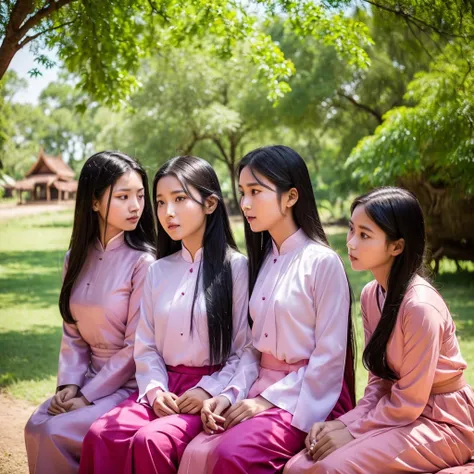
[222,228,350,433]
[57,231,154,402]
[133,246,252,405]
[339,275,468,437]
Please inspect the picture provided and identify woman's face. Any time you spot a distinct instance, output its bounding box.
[238,165,291,234]
[155,175,208,242]
[93,170,145,235]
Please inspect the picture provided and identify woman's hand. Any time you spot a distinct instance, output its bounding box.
[223,396,274,430]
[153,391,180,417]
[201,395,231,434]
[309,425,355,461]
[176,388,211,415]
[305,420,345,452]
[48,385,79,416]
[64,395,91,412]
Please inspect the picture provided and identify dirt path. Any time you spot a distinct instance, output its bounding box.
[0,201,74,222]
[0,393,33,474]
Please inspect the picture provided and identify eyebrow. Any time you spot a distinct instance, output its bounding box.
[115,187,144,192]
[239,182,264,188]
[349,220,374,233]
[156,189,186,197]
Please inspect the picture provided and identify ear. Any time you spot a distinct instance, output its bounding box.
[92,199,100,212]
[204,195,219,215]
[286,187,299,208]
[390,238,405,257]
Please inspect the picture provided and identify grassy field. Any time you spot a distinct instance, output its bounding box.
[0,210,473,405]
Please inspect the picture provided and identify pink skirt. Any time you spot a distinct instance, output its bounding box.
[79,364,221,474]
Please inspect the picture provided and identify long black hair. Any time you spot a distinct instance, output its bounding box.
[59,151,156,324]
[152,155,238,366]
[238,145,356,406]
[353,187,426,381]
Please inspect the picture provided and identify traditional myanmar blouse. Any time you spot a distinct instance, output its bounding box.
[134,246,252,405]
[339,276,469,437]
[57,231,154,402]
[223,228,350,433]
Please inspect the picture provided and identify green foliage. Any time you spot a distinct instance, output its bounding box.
[1,0,374,105]
[348,41,474,195]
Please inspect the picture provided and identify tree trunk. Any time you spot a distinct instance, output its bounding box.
[0,0,75,82]
[228,136,240,213]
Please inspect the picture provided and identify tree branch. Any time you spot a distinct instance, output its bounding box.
[18,0,76,38]
[404,16,434,61]
[212,137,230,163]
[18,17,77,48]
[337,91,383,123]
[362,0,474,38]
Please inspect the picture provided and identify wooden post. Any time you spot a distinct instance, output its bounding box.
[46,185,51,201]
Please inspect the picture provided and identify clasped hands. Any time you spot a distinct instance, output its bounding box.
[48,384,91,415]
[153,388,211,418]
[305,420,355,461]
[200,395,274,434]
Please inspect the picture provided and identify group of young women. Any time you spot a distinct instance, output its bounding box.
[24,146,474,474]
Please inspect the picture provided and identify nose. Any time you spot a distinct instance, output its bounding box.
[241,195,251,212]
[166,203,176,217]
[129,195,140,212]
[346,233,356,250]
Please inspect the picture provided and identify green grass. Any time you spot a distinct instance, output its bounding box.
[0,211,472,404]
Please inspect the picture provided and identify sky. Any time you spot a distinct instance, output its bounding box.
[9,48,59,104]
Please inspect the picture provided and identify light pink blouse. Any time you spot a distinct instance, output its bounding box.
[223,228,350,433]
[57,231,154,402]
[134,246,251,405]
[339,275,468,437]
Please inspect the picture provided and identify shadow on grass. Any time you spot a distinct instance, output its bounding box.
[0,250,64,309]
[0,325,61,388]
[435,270,474,340]
[36,221,73,229]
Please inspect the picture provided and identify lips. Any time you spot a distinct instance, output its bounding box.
[349,254,358,262]
[167,223,180,230]
[246,216,256,222]
[127,216,139,222]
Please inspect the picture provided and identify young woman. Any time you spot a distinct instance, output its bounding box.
[284,187,474,474]
[178,145,356,474]
[79,155,252,474]
[24,151,156,474]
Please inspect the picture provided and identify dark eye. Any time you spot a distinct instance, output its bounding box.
[251,189,260,195]
[176,196,186,202]
[156,200,164,206]
[118,195,127,200]
[361,232,369,239]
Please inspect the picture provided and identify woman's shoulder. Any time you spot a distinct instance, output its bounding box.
[402,275,448,319]
[227,248,248,274]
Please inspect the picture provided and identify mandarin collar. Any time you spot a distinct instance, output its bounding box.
[181,244,203,263]
[271,228,309,256]
[94,231,125,252]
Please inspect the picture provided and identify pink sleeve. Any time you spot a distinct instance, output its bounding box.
[339,287,391,426]
[57,252,90,388]
[345,301,443,437]
[134,265,170,403]
[81,253,153,402]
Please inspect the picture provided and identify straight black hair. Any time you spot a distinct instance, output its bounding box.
[152,155,238,366]
[59,151,156,324]
[238,145,356,406]
[352,187,426,381]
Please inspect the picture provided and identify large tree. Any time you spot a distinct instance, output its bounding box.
[0,0,372,105]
